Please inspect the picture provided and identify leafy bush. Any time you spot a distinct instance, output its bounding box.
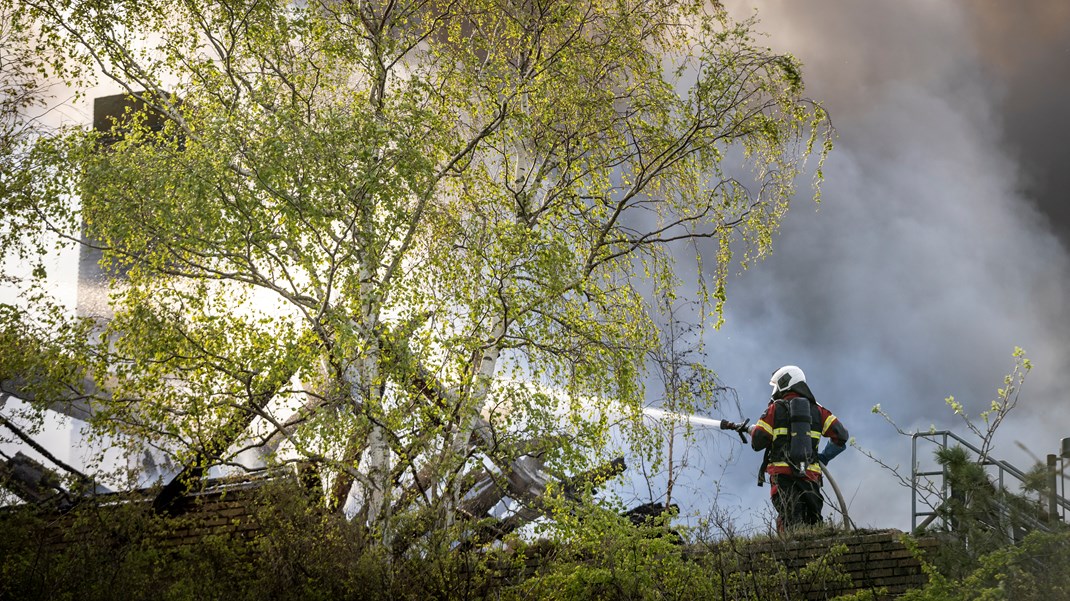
[0,481,858,601]
[505,506,716,601]
[902,530,1070,601]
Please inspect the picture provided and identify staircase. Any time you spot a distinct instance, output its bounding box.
[911,430,1070,536]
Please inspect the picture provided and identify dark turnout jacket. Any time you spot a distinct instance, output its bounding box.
[750,392,848,482]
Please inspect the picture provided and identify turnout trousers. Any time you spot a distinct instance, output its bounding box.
[771,474,823,531]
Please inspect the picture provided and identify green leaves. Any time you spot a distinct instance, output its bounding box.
[10,0,831,538]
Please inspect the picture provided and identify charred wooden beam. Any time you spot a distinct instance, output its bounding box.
[152,368,295,515]
[379,329,632,546]
[561,457,627,501]
[458,472,506,518]
[1,377,98,422]
[465,456,627,547]
[0,452,72,508]
[0,410,101,494]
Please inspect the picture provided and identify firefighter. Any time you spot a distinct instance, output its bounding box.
[725,366,849,531]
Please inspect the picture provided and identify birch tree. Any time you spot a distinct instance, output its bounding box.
[7,0,831,544]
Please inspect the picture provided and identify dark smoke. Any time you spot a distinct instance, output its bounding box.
[969,2,1070,238]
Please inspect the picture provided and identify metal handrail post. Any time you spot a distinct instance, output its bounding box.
[941,431,949,530]
[1049,454,1059,522]
[911,433,919,531]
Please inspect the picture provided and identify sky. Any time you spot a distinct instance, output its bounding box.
[5,0,1070,534]
[636,0,1070,533]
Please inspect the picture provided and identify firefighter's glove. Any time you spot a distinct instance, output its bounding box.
[817,441,847,465]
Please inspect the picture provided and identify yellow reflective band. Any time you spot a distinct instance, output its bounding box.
[769,462,823,473]
[756,420,774,435]
[774,429,819,439]
[822,414,837,435]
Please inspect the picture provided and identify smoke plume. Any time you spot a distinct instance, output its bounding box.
[678,0,1070,531]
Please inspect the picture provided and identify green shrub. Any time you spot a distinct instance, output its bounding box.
[902,529,1070,601]
[1,483,862,601]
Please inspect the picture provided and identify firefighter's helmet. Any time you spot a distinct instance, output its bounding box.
[770,365,806,398]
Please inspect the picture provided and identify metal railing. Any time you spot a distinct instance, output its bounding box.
[911,430,1070,533]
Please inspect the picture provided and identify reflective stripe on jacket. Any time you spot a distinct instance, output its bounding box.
[751,393,848,482]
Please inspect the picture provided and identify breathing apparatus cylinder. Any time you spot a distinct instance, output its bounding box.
[788,396,814,471]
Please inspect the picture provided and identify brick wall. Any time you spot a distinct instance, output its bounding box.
[1,477,267,553]
[4,483,937,599]
[476,529,936,599]
[700,529,938,599]
[153,484,262,547]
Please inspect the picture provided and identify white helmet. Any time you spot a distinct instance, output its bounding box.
[770,365,806,397]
